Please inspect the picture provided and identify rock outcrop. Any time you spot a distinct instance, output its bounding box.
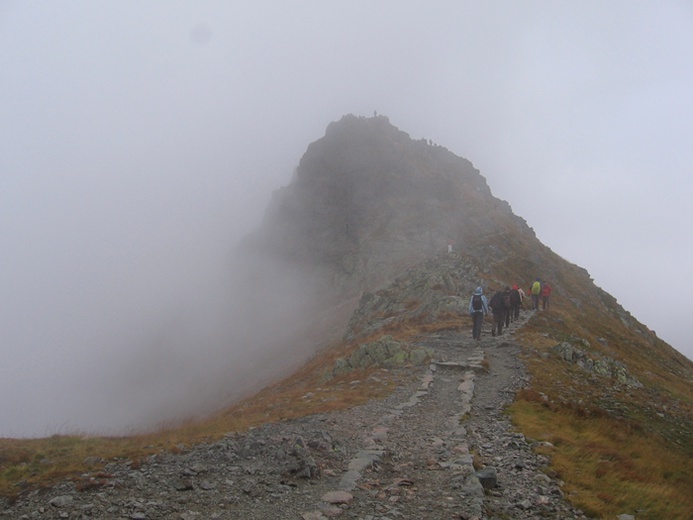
[552,341,643,388]
[242,114,533,302]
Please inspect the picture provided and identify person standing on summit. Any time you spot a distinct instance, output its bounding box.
[468,287,489,340]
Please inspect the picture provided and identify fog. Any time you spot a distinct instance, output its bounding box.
[2,1,692,437]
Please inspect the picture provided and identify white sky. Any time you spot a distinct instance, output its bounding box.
[1,1,692,436]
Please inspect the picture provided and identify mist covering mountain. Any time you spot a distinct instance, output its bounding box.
[227,113,541,397]
[14,113,690,440]
[236,112,691,384]
[3,113,692,515]
[245,114,532,298]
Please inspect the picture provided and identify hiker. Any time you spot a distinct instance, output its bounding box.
[510,285,522,321]
[489,289,507,336]
[468,286,489,340]
[517,285,526,303]
[530,278,542,310]
[502,286,513,327]
[542,281,553,310]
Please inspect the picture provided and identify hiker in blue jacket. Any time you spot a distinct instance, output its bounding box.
[469,287,489,340]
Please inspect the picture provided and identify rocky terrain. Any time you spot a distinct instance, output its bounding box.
[241,114,533,305]
[3,114,690,519]
[2,309,595,520]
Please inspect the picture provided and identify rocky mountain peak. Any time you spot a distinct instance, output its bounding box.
[248,114,533,299]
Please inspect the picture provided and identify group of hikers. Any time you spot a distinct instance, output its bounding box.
[468,278,552,340]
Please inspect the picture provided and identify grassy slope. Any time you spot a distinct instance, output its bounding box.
[489,236,693,519]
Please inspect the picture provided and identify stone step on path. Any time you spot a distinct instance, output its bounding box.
[261,307,565,519]
[306,347,490,519]
[303,313,533,520]
[304,310,539,519]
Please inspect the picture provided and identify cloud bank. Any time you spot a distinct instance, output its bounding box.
[1,1,692,436]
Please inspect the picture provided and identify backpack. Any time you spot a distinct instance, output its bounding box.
[531,281,541,295]
[472,294,483,311]
[503,292,512,308]
[510,289,521,305]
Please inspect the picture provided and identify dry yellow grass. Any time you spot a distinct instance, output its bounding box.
[509,290,693,519]
[509,392,693,520]
[482,233,693,519]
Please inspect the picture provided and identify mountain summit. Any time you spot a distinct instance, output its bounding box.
[247,114,532,298]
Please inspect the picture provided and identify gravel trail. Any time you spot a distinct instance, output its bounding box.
[1,310,590,519]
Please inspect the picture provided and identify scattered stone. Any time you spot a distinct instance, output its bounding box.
[475,466,498,489]
[173,478,194,491]
[301,512,328,520]
[321,490,353,504]
[49,495,73,508]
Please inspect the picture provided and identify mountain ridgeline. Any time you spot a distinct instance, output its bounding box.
[239,115,692,376]
[236,115,693,502]
[234,114,693,517]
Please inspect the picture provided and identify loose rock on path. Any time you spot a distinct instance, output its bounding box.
[1,311,591,519]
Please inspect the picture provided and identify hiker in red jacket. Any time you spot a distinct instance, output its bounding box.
[541,281,552,310]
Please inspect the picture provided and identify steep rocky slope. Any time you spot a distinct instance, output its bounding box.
[229,113,546,384]
[242,114,533,301]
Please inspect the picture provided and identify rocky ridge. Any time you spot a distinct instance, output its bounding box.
[1,310,592,520]
[244,114,533,303]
